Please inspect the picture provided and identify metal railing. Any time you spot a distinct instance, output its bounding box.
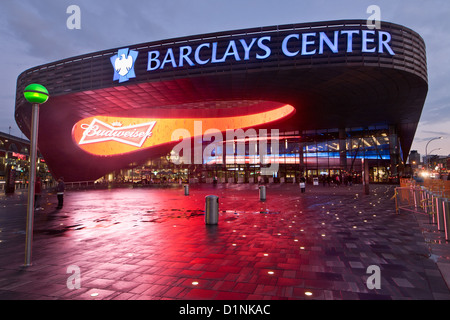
[394,182,450,241]
[64,181,97,189]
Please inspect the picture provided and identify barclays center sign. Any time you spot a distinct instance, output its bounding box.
[112,28,396,83]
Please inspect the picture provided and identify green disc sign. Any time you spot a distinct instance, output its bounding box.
[24,84,49,104]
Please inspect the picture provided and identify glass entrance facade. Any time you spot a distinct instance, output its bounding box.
[100,124,402,185]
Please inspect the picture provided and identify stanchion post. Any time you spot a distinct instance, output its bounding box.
[205,195,219,225]
[259,185,266,201]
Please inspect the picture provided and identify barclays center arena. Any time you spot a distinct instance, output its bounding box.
[15,20,427,185]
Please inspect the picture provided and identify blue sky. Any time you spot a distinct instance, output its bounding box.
[0,0,449,157]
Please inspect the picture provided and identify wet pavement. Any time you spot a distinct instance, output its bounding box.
[0,183,449,301]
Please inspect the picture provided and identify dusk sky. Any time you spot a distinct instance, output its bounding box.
[1,0,449,158]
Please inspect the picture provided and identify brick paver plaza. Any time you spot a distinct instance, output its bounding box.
[0,183,449,301]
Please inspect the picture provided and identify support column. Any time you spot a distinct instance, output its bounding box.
[362,158,370,195]
[298,142,304,183]
[389,125,400,181]
[339,128,348,172]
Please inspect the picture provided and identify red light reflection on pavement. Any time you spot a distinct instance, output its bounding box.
[19,184,438,300]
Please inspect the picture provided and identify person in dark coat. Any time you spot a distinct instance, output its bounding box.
[35,176,43,210]
[299,176,306,193]
[56,177,65,209]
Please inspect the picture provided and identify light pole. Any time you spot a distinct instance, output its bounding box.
[23,83,49,267]
[428,148,442,172]
[429,148,442,155]
[425,137,442,171]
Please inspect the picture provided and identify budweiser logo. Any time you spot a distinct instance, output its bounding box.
[78,118,156,147]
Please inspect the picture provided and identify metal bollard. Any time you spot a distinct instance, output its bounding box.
[184,184,189,196]
[259,185,266,201]
[205,195,219,225]
[443,199,450,241]
[436,197,445,232]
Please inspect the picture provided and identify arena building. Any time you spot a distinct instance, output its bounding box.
[15,20,428,184]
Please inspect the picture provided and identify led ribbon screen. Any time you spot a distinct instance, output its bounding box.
[72,104,295,156]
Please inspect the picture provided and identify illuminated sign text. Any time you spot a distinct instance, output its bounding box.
[78,118,156,148]
[146,29,395,71]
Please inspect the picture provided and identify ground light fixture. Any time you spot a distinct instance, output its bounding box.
[23,83,49,267]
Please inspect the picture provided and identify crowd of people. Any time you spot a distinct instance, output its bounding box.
[318,173,355,186]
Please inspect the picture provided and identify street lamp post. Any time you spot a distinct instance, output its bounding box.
[23,84,49,267]
[428,148,442,172]
[425,137,442,170]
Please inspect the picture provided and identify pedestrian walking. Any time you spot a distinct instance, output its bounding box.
[35,176,43,211]
[56,177,65,209]
[299,176,306,193]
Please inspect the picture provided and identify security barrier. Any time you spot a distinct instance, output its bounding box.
[401,178,450,198]
[395,182,450,241]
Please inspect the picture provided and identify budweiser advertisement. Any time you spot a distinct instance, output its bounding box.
[72,104,295,156]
